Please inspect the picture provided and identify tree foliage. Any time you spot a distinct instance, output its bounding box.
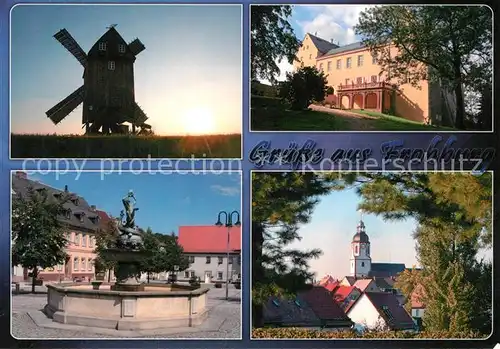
[93,218,119,280]
[251,5,300,84]
[140,229,190,281]
[12,187,69,292]
[279,66,331,110]
[355,6,492,129]
[252,172,334,326]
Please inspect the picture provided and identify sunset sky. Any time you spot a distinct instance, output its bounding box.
[10,4,242,136]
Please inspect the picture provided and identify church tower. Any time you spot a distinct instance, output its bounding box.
[350,212,371,278]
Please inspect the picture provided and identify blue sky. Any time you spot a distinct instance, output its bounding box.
[11,4,242,136]
[26,171,242,234]
[287,186,492,280]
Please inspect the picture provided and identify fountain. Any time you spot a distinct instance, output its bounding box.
[44,191,210,331]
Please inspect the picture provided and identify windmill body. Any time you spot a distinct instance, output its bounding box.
[46,26,150,134]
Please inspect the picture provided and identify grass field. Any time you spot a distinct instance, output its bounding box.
[251,95,454,131]
[11,133,242,159]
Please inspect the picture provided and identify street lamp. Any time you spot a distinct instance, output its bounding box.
[216,210,241,300]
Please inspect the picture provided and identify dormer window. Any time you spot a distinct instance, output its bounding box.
[108,61,115,71]
[272,299,280,307]
[74,212,85,223]
[118,44,126,53]
[99,42,107,51]
[64,209,71,220]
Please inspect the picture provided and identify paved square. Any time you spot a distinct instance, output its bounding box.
[12,286,241,339]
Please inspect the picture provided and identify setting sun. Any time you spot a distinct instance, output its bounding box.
[183,107,216,135]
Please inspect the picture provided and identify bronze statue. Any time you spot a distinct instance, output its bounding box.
[122,190,139,228]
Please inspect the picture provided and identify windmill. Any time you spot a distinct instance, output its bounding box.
[45,25,152,134]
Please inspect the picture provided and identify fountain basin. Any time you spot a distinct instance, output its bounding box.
[44,283,210,331]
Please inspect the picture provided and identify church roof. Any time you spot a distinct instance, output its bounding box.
[352,220,369,243]
[369,263,406,278]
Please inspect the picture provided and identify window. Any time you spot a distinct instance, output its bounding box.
[228,256,233,264]
[73,257,79,271]
[309,54,312,59]
[74,234,80,246]
[319,63,323,71]
[355,245,358,254]
[361,262,365,267]
[188,256,195,263]
[306,45,309,49]
[88,258,92,271]
[217,272,223,280]
[190,271,195,278]
[89,237,94,248]
[184,271,189,278]
[372,54,377,64]
[81,257,86,271]
[367,245,370,256]
[371,75,378,83]
[118,44,126,53]
[99,42,107,51]
[356,77,363,85]
[327,61,331,71]
[108,61,115,71]
[336,59,341,69]
[65,210,71,219]
[82,234,87,247]
[345,78,350,85]
[357,55,364,67]
[237,256,241,264]
[57,264,63,271]
[346,57,352,68]
[218,257,223,264]
[415,309,420,317]
[381,305,394,322]
[206,256,211,264]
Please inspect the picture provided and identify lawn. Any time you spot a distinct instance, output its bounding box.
[11,133,242,159]
[251,95,455,131]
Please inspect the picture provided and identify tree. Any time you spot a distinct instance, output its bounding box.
[140,229,190,282]
[279,66,331,110]
[12,187,69,293]
[93,218,119,282]
[252,172,334,326]
[251,6,300,84]
[355,6,492,129]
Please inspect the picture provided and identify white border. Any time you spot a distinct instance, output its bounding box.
[9,169,244,341]
[8,3,244,161]
[249,170,494,340]
[248,4,495,134]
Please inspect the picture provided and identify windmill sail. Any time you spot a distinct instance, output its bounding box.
[128,39,145,56]
[46,86,85,124]
[132,102,148,125]
[54,29,88,67]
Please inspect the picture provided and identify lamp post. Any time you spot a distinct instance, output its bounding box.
[216,210,241,300]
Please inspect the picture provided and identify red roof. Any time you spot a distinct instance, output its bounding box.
[333,285,358,303]
[96,210,112,229]
[353,279,374,292]
[299,286,351,321]
[324,281,339,292]
[178,225,241,253]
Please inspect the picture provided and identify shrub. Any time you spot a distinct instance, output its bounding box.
[279,66,330,110]
[251,328,485,339]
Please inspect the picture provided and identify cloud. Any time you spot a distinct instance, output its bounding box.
[296,5,374,46]
[211,184,240,197]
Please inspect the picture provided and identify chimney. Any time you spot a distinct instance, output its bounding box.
[64,185,68,192]
[90,205,96,211]
[15,171,27,179]
[330,38,333,44]
[337,41,340,46]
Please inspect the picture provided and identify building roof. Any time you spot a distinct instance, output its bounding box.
[411,284,426,309]
[373,277,394,290]
[333,285,359,303]
[342,276,357,286]
[300,286,352,322]
[12,172,101,233]
[353,278,375,292]
[318,275,339,292]
[307,33,339,54]
[364,292,415,330]
[369,263,406,278]
[178,225,241,253]
[263,286,352,328]
[324,41,366,57]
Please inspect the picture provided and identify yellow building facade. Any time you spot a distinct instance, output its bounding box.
[294,33,455,124]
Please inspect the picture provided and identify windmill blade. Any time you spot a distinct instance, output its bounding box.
[133,102,149,124]
[46,86,85,125]
[128,38,145,56]
[54,29,87,67]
